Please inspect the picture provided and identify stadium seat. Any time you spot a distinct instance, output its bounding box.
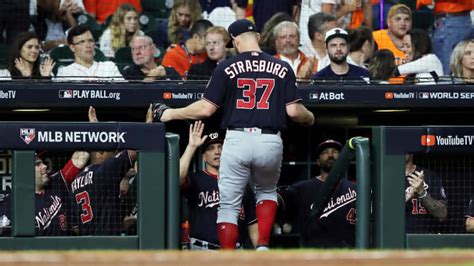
[0,43,9,69]
[114,47,133,74]
[77,14,103,42]
[49,45,108,75]
[144,29,166,62]
[141,0,171,19]
[139,12,158,33]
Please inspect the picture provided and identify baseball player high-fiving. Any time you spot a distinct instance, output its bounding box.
[154,19,314,250]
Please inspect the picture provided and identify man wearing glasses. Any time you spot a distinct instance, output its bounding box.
[56,25,124,81]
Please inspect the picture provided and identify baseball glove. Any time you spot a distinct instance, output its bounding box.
[152,102,171,122]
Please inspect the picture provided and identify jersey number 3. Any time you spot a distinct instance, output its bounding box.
[75,191,93,224]
[236,78,275,109]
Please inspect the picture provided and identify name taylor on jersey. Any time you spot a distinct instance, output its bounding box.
[71,170,94,193]
[224,59,289,79]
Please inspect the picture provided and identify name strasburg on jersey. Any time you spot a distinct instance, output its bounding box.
[224,59,289,79]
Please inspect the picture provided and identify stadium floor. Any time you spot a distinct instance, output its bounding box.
[1,250,474,266]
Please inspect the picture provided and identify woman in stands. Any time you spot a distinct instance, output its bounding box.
[397,28,444,85]
[348,26,374,68]
[368,49,398,84]
[99,4,143,58]
[154,0,202,49]
[450,39,474,84]
[4,32,55,79]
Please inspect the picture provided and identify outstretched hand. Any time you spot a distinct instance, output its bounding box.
[145,104,153,123]
[407,170,425,196]
[188,121,207,148]
[40,57,56,77]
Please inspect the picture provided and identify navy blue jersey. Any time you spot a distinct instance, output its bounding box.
[279,178,357,248]
[0,171,72,236]
[405,166,447,233]
[183,170,256,246]
[68,151,132,235]
[203,51,302,130]
[314,64,369,81]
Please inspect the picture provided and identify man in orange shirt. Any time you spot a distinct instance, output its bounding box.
[372,4,412,66]
[83,0,142,23]
[162,19,212,78]
[417,0,474,75]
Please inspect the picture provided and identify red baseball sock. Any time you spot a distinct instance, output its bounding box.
[256,200,277,246]
[217,222,238,249]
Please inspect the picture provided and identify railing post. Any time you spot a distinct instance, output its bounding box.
[12,150,35,237]
[350,137,371,249]
[166,133,180,250]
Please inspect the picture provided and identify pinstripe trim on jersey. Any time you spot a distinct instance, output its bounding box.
[286,98,303,105]
[203,97,221,109]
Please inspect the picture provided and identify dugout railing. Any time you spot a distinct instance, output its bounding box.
[0,122,179,250]
[373,126,474,249]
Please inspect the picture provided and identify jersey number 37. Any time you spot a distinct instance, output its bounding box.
[236,78,275,110]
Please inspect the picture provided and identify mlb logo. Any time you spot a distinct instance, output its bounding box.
[59,90,73,98]
[384,92,394,99]
[419,92,429,99]
[309,93,319,100]
[163,92,172,99]
[20,128,36,144]
[421,135,436,146]
[197,93,204,99]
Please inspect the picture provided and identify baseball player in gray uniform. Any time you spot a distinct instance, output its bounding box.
[153,19,314,250]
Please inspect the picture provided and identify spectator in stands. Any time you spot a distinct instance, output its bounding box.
[83,0,142,24]
[368,49,397,84]
[258,12,295,56]
[466,194,474,232]
[277,139,356,248]
[200,0,246,28]
[273,21,317,80]
[373,4,412,66]
[188,26,229,80]
[348,26,374,68]
[450,39,474,84]
[314,28,369,82]
[300,12,337,71]
[179,121,258,250]
[55,25,124,81]
[417,0,474,75]
[5,32,56,79]
[321,0,372,30]
[405,153,447,233]
[123,35,179,81]
[0,0,30,44]
[36,0,79,52]
[99,4,143,58]
[154,0,202,49]
[397,28,443,85]
[240,0,300,33]
[162,19,212,78]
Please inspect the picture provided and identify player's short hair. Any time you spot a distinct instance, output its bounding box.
[272,21,300,38]
[206,26,230,45]
[316,139,342,157]
[308,12,336,41]
[67,24,92,44]
[190,19,214,38]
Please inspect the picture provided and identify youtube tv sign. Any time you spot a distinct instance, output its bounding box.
[421,134,474,147]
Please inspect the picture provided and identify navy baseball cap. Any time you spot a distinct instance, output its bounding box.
[226,19,257,48]
[202,131,224,151]
[324,28,349,45]
[316,140,342,156]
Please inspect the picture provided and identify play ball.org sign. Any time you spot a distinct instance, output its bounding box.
[20,128,36,144]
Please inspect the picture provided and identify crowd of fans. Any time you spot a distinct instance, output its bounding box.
[0,0,472,83]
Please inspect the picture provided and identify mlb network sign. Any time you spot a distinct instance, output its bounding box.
[421,134,474,147]
[20,128,127,144]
